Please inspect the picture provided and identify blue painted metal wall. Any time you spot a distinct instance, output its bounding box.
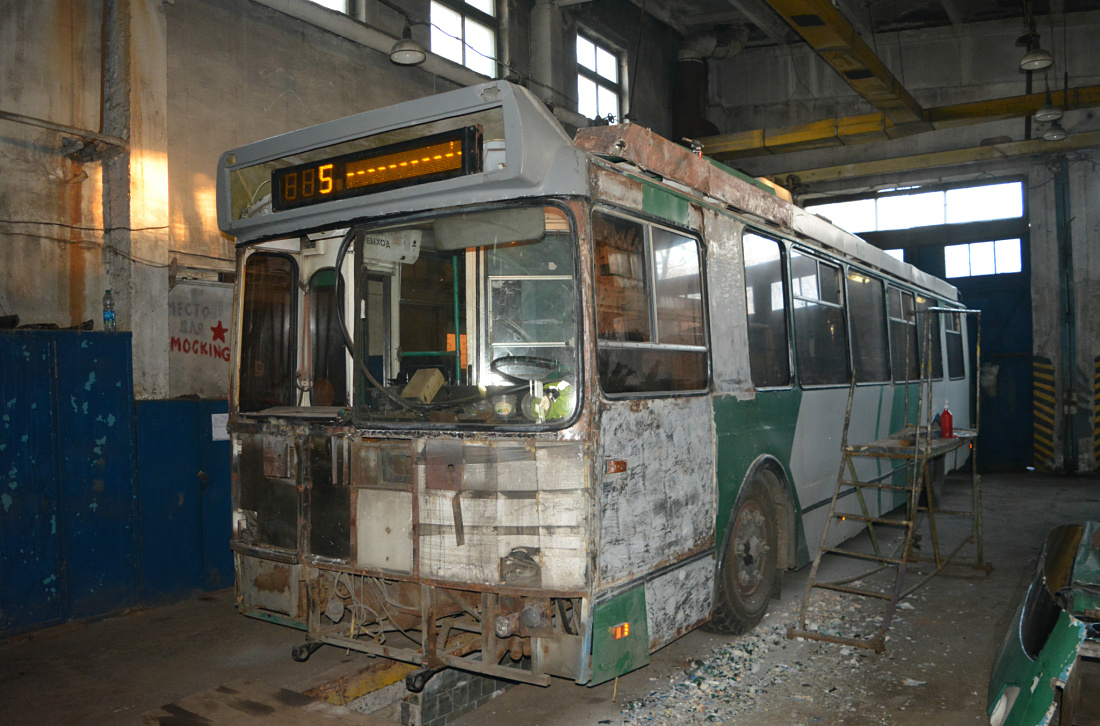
[0,331,139,636]
[136,399,232,604]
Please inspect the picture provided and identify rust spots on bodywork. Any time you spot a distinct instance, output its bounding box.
[253,566,290,594]
[629,400,649,413]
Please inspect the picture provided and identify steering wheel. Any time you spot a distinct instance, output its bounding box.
[491,355,561,383]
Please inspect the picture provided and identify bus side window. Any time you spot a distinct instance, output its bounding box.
[946,312,965,379]
[239,253,297,412]
[593,211,708,394]
[308,269,348,406]
[915,294,944,379]
[742,233,791,388]
[846,270,890,383]
[791,251,847,386]
[888,287,919,381]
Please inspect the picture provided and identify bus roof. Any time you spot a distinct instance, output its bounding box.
[217,80,957,301]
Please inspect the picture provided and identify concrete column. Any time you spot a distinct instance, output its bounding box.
[103,0,170,399]
[531,0,567,109]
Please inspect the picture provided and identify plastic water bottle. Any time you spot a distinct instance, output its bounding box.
[102,289,117,332]
[941,400,954,439]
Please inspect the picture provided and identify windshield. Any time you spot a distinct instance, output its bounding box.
[353,204,579,427]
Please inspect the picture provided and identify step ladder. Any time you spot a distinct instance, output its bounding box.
[788,307,986,653]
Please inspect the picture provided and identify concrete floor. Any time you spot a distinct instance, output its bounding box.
[1,472,1097,726]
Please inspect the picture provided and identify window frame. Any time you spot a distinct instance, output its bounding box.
[308,267,349,407]
[592,207,710,398]
[788,246,849,388]
[741,230,794,391]
[843,265,891,385]
[238,250,300,414]
[576,30,623,123]
[430,0,499,78]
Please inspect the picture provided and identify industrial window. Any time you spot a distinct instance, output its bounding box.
[742,232,791,388]
[944,239,1022,278]
[593,211,708,395]
[888,286,919,382]
[308,269,347,407]
[791,250,847,386]
[576,33,621,123]
[806,181,1024,235]
[885,249,905,262]
[239,253,298,412]
[431,0,497,77]
[945,312,965,380]
[846,270,889,383]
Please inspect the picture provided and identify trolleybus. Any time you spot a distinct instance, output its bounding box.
[215,80,971,689]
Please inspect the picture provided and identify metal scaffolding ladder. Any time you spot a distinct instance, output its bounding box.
[788,308,986,653]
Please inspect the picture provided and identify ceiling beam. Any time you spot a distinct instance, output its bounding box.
[830,0,874,41]
[722,0,799,45]
[762,0,926,127]
[699,84,1100,158]
[772,130,1100,185]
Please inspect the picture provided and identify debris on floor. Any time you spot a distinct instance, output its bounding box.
[611,589,939,725]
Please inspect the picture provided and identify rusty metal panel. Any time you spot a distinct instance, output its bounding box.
[237,553,301,618]
[417,440,588,590]
[644,554,715,651]
[596,396,717,587]
[575,124,793,229]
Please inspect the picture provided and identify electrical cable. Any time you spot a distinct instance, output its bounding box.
[1,229,171,268]
[0,218,169,233]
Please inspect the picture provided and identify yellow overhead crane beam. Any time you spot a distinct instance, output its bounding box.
[767,130,1100,185]
[763,0,927,129]
[700,85,1100,159]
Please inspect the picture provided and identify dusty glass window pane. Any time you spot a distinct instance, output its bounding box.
[944,244,970,278]
[652,228,703,347]
[807,199,876,234]
[596,46,617,82]
[594,213,649,342]
[577,76,598,120]
[307,0,345,11]
[915,295,943,379]
[239,254,297,412]
[969,241,996,276]
[577,35,596,71]
[465,0,494,16]
[743,233,790,388]
[945,182,1023,224]
[464,17,496,77]
[597,85,618,122]
[946,313,964,380]
[595,213,708,395]
[876,191,944,231]
[792,255,847,386]
[309,269,348,407]
[995,239,1022,273]
[889,288,919,382]
[430,2,463,64]
[847,271,889,382]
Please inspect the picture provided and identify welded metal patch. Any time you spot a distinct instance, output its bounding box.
[644,554,715,651]
[597,396,717,586]
[703,208,753,398]
[576,124,792,228]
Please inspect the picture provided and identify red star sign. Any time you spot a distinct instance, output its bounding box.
[211,320,228,343]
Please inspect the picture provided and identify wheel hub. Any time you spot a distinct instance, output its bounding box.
[733,506,769,597]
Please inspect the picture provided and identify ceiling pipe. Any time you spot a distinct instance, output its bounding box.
[673,26,749,145]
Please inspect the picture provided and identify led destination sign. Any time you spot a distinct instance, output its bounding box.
[272,126,482,211]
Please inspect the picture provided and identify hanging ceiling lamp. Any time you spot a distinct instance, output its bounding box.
[1034,85,1062,122]
[390,24,426,66]
[1020,40,1054,72]
[1042,121,1068,141]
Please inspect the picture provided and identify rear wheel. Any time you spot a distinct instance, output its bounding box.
[706,476,778,635]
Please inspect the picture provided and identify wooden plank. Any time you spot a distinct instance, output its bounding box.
[143,679,392,726]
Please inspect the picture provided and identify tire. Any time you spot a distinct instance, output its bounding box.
[705,475,779,635]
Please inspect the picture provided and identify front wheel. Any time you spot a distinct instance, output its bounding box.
[706,476,778,635]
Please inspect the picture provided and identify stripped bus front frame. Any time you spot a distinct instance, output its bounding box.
[216,81,971,689]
